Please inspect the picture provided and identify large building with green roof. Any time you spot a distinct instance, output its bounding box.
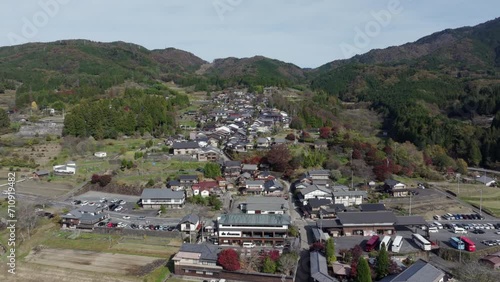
[217,213,291,247]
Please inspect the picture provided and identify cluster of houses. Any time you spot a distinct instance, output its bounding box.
[295,170,367,218]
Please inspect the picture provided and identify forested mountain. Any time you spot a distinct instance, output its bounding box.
[2,18,500,167]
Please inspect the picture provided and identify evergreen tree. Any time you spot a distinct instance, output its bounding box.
[326,238,336,263]
[262,257,277,273]
[357,257,372,282]
[204,162,221,179]
[0,108,10,129]
[376,243,390,279]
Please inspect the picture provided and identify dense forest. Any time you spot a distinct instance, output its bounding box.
[62,87,189,139]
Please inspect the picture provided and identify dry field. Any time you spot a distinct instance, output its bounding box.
[382,187,473,220]
[14,142,62,166]
[14,178,73,198]
[25,248,159,275]
[1,263,139,282]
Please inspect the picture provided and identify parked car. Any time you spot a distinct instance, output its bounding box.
[138,216,146,220]
[472,229,485,234]
[119,200,126,205]
[97,222,106,226]
[81,200,89,206]
[123,216,130,219]
[115,206,123,211]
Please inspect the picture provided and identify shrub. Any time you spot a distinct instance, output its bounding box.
[217,249,240,271]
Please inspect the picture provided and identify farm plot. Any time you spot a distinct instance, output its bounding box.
[15,179,73,198]
[25,248,160,275]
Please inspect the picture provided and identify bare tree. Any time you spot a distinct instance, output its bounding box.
[454,261,497,282]
[17,203,39,242]
[278,252,299,276]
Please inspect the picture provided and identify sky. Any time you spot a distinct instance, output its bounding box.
[0,0,499,68]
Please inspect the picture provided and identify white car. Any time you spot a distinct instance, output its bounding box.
[99,198,106,203]
[81,201,89,206]
[123,216,130,219]
[119,200,126,205]
[88,202,95,206]
[115,206,123,211]
[495,231,500,235]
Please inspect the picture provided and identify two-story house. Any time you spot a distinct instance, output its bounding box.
[172,141,200,156]
[192,181,218,197]
[223,160,242,177]
[244,180,265,195]
[61,205,108,229]
[331,185,367,206]
[239,197,288,214]
[141,188,185,209]
[173,244,222,277]
[180,214,200,234]
[298,184,333,205]
[217,213,291,247]
[384,179,409,197]
[179,175,199,186]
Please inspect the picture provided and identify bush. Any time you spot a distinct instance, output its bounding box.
[98,175,112,187]
[91,174,100,184]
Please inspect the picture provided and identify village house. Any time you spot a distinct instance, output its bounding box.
[310,251,337,282]
[241,164,259,175]
[180,214,201,234]
[179,175,199,186]
[61,205,108,229]
[298,184,333,205]
[197,146,221,162]
[479,251,500,269]
[307,170,330,181]
[475,175,496,186]
[239,197,288,214]
[386,259,445,282]
[331,185,367,206]
[264,179,284,195]
[305,198,333,219]
[166,180,182,191]
[256,137,271,149]
[317,211,427,237]
[384,179,410,197]
[172,141,200,156]
[244,180,266,195]
[192,181,218,197]
[32,170,50,179]
[223,160,242,177]
[140,188,185,209]
[217,213,290,247]
[53,161,76,175]
[319,204,347,219]
[173,243,222,278]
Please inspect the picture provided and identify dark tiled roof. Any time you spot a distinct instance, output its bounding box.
[218,214,291,226]
[310,251,338,282]
[141,188,184,199]
[172,141,199,149]
[179,243,219,262]
[180,214,200,224]
[389,259,444,282]
[308,198,332,208]
[359,203,386,212]
[337,211,397,225]
[179,175,198,180]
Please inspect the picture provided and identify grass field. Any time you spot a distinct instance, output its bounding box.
[440,182,500,217]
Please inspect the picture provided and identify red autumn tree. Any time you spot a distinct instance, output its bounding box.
[91,174,101,184]
[266,144,292,172]
[217,249,240,271]
[285,133,296,141]
[319,127,331,139]
[98,174,112,187]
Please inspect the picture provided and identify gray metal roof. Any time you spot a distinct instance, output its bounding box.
[308,198,333,208]
[243,197,288,212]
[310,251,338,282]
[179,243,219,262]
[180,214,200,224]
[224,160,241,167]
[395,216,427,226]
[246,180,265,186]
[308,170,330,176]
[359,203,386,212]
[172,141,199,149]
[337,211,397,225]
[476,175,495,184]
[141,188,185,199]
[218,214,291,226]
[179,175,198,180]
[300,184,332,196]
[389,259,445,282]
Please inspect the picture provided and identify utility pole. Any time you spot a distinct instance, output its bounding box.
[409,192,412,216]
[480,188,483,216]
[350,150,354,190]
[456,173,461,195]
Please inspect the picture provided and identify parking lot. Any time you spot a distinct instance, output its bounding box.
[69,191,182,232]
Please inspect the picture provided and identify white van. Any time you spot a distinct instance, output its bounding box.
[433,221,443,229]
[242,242,256,248]
[428,226,439,233]
[453,227,467,234]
